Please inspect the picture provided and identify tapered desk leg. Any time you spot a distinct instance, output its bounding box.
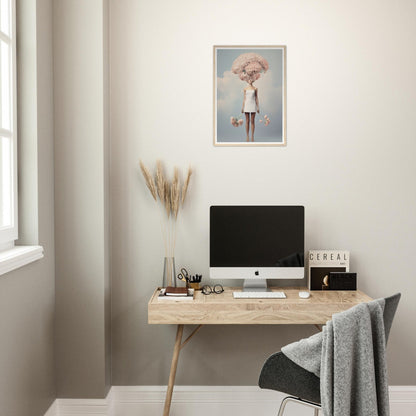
[163,324,184,416]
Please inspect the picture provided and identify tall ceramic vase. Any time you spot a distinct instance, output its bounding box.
[163,257,176,288]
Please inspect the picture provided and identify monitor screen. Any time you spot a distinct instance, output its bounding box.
[210,206,304,280]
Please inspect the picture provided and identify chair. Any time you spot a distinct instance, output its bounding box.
[258,293,401,416]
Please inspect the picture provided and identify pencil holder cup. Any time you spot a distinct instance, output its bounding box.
[189,282,201,290]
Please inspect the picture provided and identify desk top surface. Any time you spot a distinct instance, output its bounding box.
[148,287,372,325]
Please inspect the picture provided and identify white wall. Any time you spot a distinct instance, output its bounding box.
[110,0,416,385]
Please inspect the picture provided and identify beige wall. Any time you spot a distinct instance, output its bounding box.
[110,0,416,386]
[54,0,111,399]
[0,0,55,415]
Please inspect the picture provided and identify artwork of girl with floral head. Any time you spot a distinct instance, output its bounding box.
[214,46,286,146]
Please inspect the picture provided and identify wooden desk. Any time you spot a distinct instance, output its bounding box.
[148,287,372,416]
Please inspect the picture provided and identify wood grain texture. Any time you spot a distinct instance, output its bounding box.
[148,287,373,325]
[163,324,184,416]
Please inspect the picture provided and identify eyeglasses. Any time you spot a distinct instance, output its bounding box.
[201,284,224,295]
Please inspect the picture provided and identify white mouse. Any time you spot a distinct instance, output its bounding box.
[299,291,311,299]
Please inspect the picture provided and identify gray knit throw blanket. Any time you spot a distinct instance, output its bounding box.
[282,299,389,416]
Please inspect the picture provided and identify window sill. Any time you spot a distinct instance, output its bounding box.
[0,245,44,276]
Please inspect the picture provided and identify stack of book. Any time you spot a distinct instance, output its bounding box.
[158,287,195,301]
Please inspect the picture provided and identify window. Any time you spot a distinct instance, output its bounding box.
[0,0,43,274]
[0,0,16,249]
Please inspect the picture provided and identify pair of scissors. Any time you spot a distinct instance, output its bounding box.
[177,268,190,283]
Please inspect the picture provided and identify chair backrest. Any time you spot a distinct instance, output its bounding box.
[383,293,401,343]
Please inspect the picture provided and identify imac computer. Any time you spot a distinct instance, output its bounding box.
[209,206,305,293]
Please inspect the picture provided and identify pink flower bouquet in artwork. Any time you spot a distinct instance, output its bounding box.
[259,115,271,126]
[231,53,269,84]
[230,116,244,127]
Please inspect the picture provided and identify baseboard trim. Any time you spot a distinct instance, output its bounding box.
[56,390,113,416]
[45,385,416,416]
[44,400,58,416]
[389,385,416,409]
[112,385,279,403]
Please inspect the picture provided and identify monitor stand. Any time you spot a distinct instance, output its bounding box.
[243,279,269,292]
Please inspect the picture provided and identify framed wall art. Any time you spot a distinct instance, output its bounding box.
[213,45,287,146]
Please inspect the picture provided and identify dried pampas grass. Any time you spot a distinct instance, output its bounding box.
[156,160,165,202]
[171,167,180,219]
[181,166,192,205]
[139,161,157,201]
[164,181,171,218]
[139,160,193,257]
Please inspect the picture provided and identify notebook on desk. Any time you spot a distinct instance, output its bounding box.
[158,288,195,301]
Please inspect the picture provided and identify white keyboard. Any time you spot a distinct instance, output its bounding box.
[233,291,286,299]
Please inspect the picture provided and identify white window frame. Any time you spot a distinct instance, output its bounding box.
[0,0,17,249]
[0,0,43,274]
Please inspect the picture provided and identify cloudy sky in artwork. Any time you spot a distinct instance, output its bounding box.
[216,48,283,143]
